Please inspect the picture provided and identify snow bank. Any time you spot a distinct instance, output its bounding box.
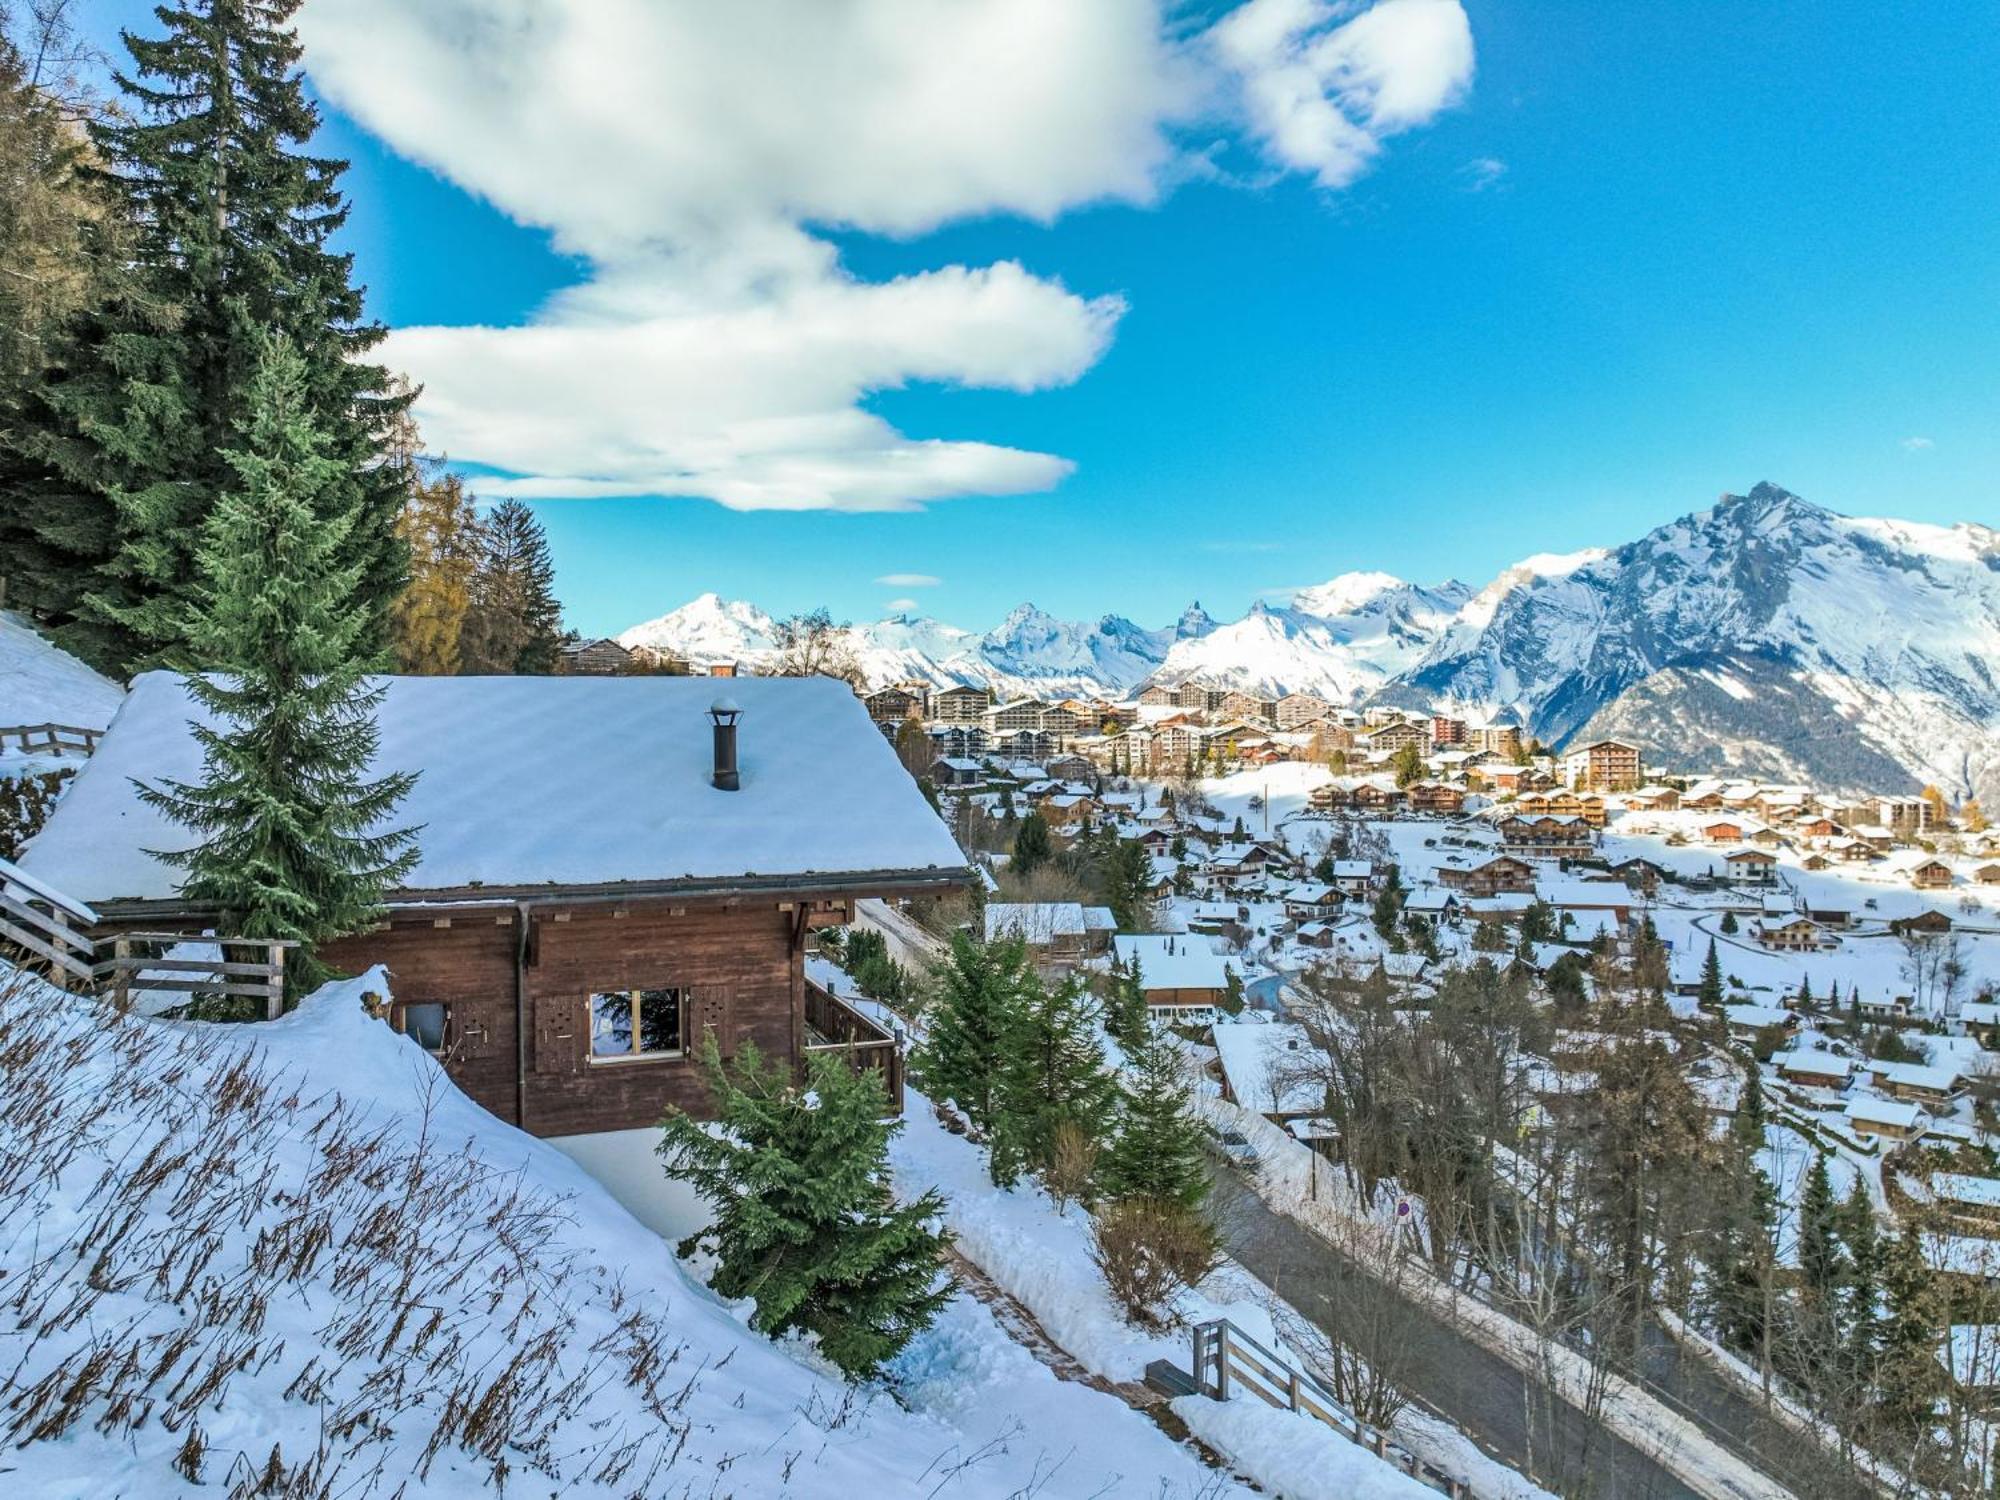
[0,963,1260,1499]
[0,610,122,739]
[1172,1394,1434,1499]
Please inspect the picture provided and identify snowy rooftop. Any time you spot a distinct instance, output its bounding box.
[1844,1097,1924,1130]
[21,673,969,903]
[986,902,1087,943]
[1212,1020,1323,1116]
[0,611,124,737]
[1113,933,1230,992]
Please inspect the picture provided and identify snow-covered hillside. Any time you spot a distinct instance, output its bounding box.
[0,611,123,734]
[0,964,1261,1499]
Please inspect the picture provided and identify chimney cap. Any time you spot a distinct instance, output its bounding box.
[709,696,742,719]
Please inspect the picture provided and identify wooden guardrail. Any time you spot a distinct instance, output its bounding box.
[1190,1318,1469,1497]
[0,856,292,1017]
[804,980,905,1112]
[0,722,102,757]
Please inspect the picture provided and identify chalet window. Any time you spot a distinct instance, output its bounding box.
[395,1000,450,1054]
[590,988,684,1061]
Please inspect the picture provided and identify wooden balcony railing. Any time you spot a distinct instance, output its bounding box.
[0,722,103,757]
[1,856,292,1017]
[804,979,905,1114]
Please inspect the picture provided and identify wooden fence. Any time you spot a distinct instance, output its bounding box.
[0,723,102,757]
[804,980,905,1113]
[1189,1318,1470,1497]
[0,856,290,1017]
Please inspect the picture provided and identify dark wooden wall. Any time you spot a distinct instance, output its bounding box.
[318,895,834,1137]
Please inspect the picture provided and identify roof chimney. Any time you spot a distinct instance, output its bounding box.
[708,697,741,791]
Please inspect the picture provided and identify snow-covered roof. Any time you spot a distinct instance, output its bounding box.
[1773,1048,1853,1080]
[1724,1003,1795,1029]
[985,902,1087,943]
[1212,1020,1322,1116]
[21,673,968,903]
[1844,1097,1924,1131]
[1870,1060,1962,1093]
[0,611,124,735]
[1113,933,1229,992]
[1935,1172,2000,1209]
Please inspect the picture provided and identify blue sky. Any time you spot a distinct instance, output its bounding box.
[80,1,2000,637]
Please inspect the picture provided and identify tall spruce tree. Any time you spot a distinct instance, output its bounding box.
[1103,837,1154,932]
[1698,938,1724,1008]
[659,1037,952,1380]
[990,974,1117,1188]
[1797,1151,1842,1309]
[460,497,563,673]
[137,334,417,995]
[1101,1034,1208,1210]
[1874,1221,1944,1445]
[18,0,408,674]
[917,932,1032,1134]
[1011,810,1052,879]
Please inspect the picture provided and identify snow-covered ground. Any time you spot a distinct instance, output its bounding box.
[0,612,123,769]
[0,962,1270,1500]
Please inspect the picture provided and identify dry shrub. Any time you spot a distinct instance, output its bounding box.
[1043,1120,1099,1215]
[1090,1196,1220,1330]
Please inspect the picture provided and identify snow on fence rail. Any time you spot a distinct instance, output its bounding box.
[0,721,101,757]
[1187,1318,1471,1497]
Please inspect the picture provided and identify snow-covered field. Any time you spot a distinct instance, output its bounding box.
[0,611,123,767]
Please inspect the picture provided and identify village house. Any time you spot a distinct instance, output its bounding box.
[1845,1096,1928,1144]
[1363,719,1429,756]
[985,902,1090,970]
[1212,1021,1329,1136]
[1112,933,1232,1019]
[1870,1060,1965,1107]
[1772,1049,1854,1091]
[1620,785,1681,812]
[1908,856,1957,891]
[1934,1173,2000,1226]
[1723,1003,1799,1041]
[557,637,635,676]
[1890,909,1955,938]
[1495,814,1596,861]
[1467,723,1524,758]
[1563,738,1643,792]
[1754,915,1836,952]
[931,683,994,723]
[1405,781,1467,815]
[929,756,984,788]
[1276,692,1333,730]
[18,676,970,1137]
[862,685,922,724]
[1185,899,1251,948]
[1329,859,1375,898]
[1281,884,1343,922]
[1438,854,1538,897]
[984,697,1051,735]
[1430,714,1466,746]
[1722,848,1780,885]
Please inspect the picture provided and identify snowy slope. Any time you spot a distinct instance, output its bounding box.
[0,963,1258,1500]
[1398,483,2000,800]
[1151,575,1471,700]
[0,610,123,733]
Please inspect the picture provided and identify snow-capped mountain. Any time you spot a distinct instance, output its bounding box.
[1151,574,1471,700]
[616,595,1180,700]
[613,484,2000,801]
[1398,483,2000,801]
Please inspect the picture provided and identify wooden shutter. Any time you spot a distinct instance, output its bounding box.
[534,994,584,1075]
[691,985,733,1058]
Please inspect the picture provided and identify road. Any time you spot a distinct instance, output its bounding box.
[1209,1166,1720,1500]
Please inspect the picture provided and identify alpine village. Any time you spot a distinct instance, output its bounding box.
[4,4,2000,1500]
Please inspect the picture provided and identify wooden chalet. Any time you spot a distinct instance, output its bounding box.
[17,675,971,1137]
[557,637,635,675]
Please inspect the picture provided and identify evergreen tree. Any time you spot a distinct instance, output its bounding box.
[1797,1152,1841,1308]
[391,468,478,674]
[1101,1033,1208,1210]
[461,498,563,673]
[0,12,144,643]
[660,1037,952,1380]
[1797,972,1814,1011]
[136,335,417,995]
[991,975,1116,1188]
[1698,938,1725,1009]
[1873,1221,1944,1444]
[1104,837,1154,932]
[1837,1178,1881,1393]
[1720,909,1739,935]
[1012,810,1052,878]
[25,0,409,673]
[917,933,1032,1133]
[1105,956,1150,1052]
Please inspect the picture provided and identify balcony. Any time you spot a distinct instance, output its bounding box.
[804,979,905,1114]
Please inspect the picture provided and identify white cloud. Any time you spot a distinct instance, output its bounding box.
[299,0,1475,512]
[1460,155,1507,191]
[883,598,922,613]
[1901,435,1935,451]
[1211,0,1475,190]
[877,573,943,588]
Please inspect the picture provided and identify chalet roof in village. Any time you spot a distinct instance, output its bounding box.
[21,673,969,908]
